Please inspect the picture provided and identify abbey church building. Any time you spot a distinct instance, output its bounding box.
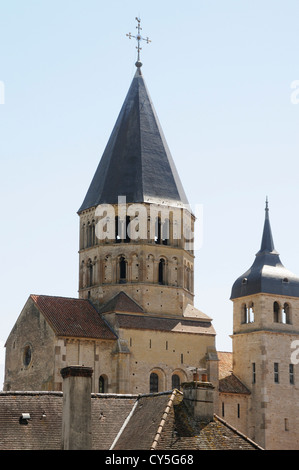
[3,26,299,450]
[4,62,217,397]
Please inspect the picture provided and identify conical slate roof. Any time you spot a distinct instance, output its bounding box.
[231,202,299,299]
[78,68,189,213]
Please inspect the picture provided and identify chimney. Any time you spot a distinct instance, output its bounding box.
[60,365,93,450]
[182,373,215,422]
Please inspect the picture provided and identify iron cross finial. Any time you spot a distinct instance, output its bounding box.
[126,17,151,68]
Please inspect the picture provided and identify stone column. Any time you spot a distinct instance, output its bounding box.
[61,365,93,450]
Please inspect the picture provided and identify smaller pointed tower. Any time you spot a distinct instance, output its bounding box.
[230,200,299,450]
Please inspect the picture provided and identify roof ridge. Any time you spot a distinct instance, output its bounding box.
[214,414,264,450]
[30,293,84,301]
[0,391,63,396]
[150,389,182,450]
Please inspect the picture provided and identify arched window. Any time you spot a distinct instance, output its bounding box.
[150,373,159,393]
[241,304,247,324]
[23,345,32,367]
[162,218,169,245]
[87,258,93,287]
[115,216,121,243]
[158,259,165,285]
[273,302,280,322]
[248,302,254,323]
[91,219,96,246]
[81,223,86,249]
[87,222,92,247]
[172,374,180,389]
[99,375,108,393]
[282,303,291,324]
[119,256,127,283]
[155,217,162,244]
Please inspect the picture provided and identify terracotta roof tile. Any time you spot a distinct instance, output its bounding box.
[30,295,116,340]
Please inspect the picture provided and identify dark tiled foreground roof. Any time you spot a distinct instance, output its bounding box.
[0,390,261,450]
[30,295,116,340]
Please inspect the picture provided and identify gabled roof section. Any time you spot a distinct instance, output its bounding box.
[218,352,250,395]
[98,291,144,314]
[111,389,261,450]
[78,68,189,212]
[30,294,116,340]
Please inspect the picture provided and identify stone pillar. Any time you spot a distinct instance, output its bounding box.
[61,365,93,450]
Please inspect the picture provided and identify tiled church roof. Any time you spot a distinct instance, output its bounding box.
[116,313,215,335]
[30,295,116,340]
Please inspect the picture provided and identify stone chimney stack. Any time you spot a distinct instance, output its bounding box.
[60,366,93,450]
[182,374,215,422]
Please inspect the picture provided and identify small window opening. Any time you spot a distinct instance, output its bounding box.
[23,345,32,367]
[252,363,256,384]
[155,217,161,244]
[172,374,180,389]
[289,364,294,385]
[273,302,280,323]
[274,362,279,383]
[119,256,127,283]
[150,373,159,393]
[282,303,291,324]
[285,418,289,431]
[99,375,107,393]
[158,259,165,285]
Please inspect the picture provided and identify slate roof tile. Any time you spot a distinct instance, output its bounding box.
[0,390,261,450]
[116,313,215,335]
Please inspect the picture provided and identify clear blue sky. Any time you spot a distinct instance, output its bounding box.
[1,0,299,388]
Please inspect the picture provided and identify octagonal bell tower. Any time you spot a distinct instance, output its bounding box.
[77,64,195,318]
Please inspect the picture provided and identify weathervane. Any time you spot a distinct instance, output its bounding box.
[126,17,151,68]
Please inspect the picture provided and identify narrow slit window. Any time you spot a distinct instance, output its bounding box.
[252,363,256,384]
[274,363,279,383]
[119,256,127,282]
